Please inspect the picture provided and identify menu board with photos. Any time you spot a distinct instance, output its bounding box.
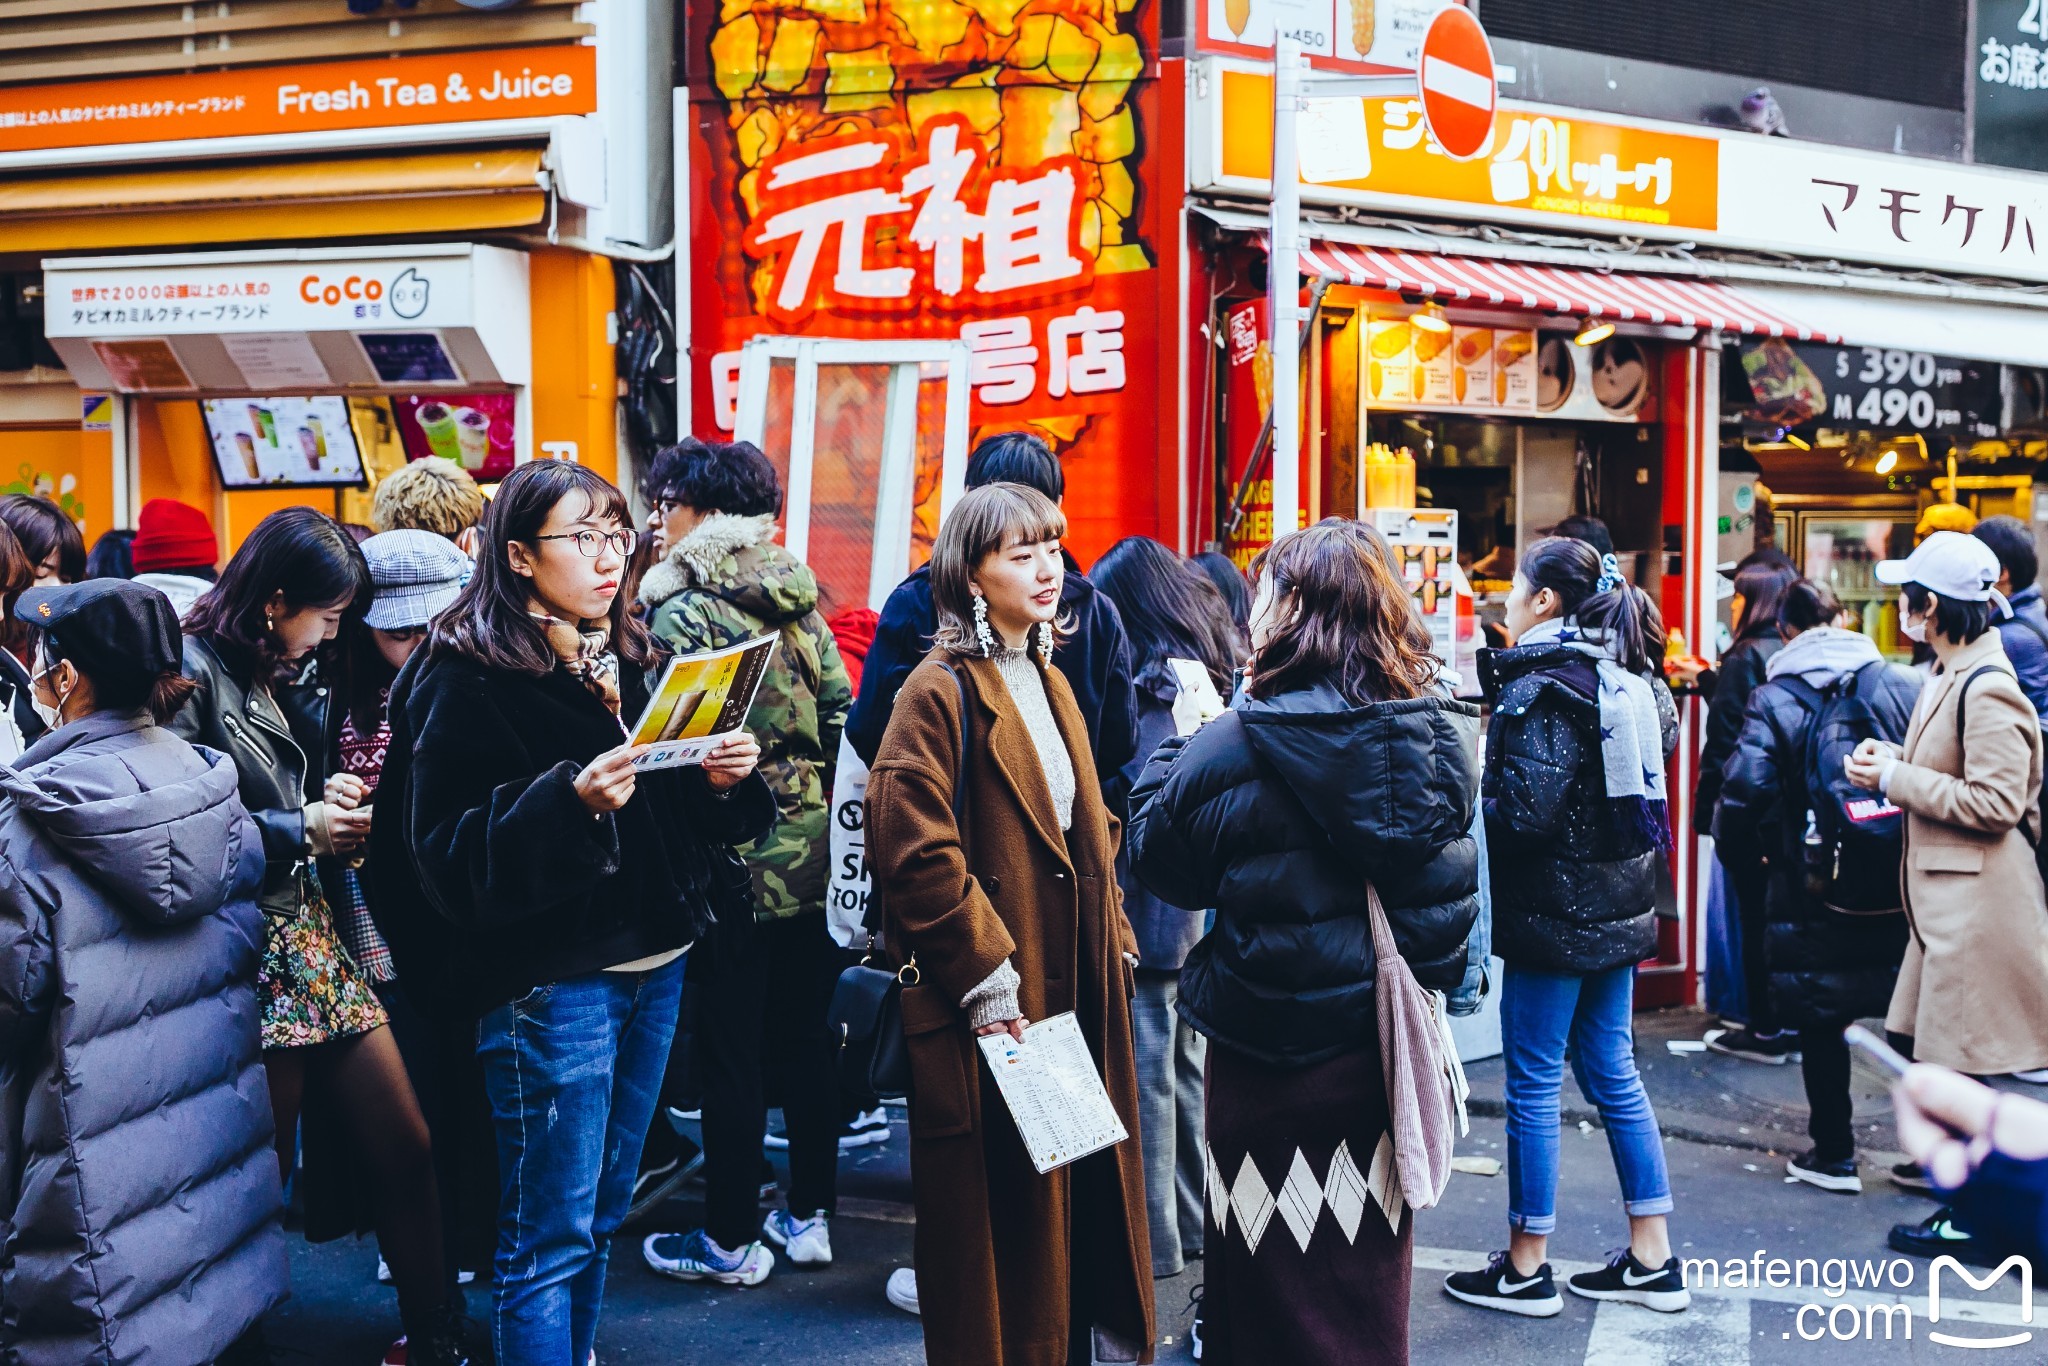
[1365,316,1537,415]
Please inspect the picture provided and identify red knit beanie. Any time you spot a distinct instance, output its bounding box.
[132,498,218,574]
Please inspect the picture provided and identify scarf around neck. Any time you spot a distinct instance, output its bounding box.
[1517,615,1670,850]
[533,613,620,717]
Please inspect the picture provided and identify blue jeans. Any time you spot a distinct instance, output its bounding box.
[1132,968,1206,1276]
[1501,962,1673,1235]
[476,959,684,1365]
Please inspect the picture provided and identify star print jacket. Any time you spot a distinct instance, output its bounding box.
[1479,642,1662,974]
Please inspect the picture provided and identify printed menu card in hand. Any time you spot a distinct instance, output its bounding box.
[628,635,778,771]
[976,1012,1129,1174]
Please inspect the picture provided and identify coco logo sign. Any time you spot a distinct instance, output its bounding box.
[298,267,431,321]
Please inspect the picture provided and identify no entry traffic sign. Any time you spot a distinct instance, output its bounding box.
[1417,5,1497,162]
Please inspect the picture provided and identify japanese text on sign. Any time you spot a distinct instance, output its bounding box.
[745,120,1092,326]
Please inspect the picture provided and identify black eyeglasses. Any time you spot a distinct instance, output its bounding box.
[535,529,638,558]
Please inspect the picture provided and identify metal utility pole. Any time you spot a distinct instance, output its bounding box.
[1269,36,1306,544]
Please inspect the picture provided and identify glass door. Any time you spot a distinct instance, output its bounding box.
[1795,511,1917,660]
[733,338,970,615]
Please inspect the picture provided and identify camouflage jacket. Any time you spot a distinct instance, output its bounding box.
[640,512,851,919]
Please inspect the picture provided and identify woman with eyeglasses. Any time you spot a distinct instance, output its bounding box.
[371,460,773,1365]
[171,507,473,1365]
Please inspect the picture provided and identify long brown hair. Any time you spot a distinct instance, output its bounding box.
[1246,519,1436,704]
[427,460,657,676]
[929,483,1068,657]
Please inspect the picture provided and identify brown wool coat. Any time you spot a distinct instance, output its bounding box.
[867,648,1155,1365]
[1883,631,2048,1075]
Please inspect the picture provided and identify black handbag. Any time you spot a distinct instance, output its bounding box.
[827,665,967,1102]
[828,948,918,1099]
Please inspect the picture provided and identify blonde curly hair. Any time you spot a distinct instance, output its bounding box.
[372,459,486,539]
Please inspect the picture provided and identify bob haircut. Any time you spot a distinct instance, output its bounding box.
[1903,581,1994,646]
[1245,519,1436,705]
[642,437,783,518]
[0,522,36,656]
[0,495,85,584]
[929,482,1067,657]
[184,506,371,684]
[1092,536,1244,691]
[429,459,658,676]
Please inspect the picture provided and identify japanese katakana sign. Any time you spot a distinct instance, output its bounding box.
[1197,57,2048,286]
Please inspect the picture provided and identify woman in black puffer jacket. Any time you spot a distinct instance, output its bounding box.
[1130,520,1479,1365]
[1444,537,1690,1322]
[1714,579,1918,1193]
[1698,557,1800,1058]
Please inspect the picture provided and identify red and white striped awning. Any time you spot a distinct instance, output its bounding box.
[1300,241,1839,342]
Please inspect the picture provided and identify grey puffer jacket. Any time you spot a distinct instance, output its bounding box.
[0,710,286,1365]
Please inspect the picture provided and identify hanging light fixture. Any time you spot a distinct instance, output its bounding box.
[1875,449,1900,474]
[1572,315,1615,346]
[1411,301,1451,335]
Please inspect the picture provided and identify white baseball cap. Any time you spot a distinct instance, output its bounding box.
[1874,530,2004,603]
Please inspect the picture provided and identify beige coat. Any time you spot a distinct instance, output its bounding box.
[1884,631,2048,1075]
[866,649,1153,1365]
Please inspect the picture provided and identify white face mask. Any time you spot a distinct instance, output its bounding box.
[1900,613,1928,643]
[29,655,70,730]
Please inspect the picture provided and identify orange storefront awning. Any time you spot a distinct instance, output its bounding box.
[0,148,547,253]
[1299,240,1840,342]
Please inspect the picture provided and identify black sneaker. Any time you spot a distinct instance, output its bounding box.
[1187,1284,1204,1361]
[1787,1149,1862,1194]
[1443,1250,1563,1317]
[764,1106,892,1153]
[1889,1207,2006,1267]
[1890,1160,1935,1193]
[1704,1028,1801,1065]
[1567,1249,1691,1313]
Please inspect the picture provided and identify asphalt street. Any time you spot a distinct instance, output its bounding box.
[274,1010,2036,1365]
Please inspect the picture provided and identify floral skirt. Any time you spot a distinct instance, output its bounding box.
[260,876,389,1050]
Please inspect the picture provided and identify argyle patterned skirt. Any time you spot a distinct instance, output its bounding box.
[1201,1039,1411,1365]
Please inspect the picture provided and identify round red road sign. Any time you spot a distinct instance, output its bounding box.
[1417,5,1497,162]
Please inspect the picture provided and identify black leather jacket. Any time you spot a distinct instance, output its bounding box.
[168,636,319,915]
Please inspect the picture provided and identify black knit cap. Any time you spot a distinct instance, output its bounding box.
[14,580,182,689]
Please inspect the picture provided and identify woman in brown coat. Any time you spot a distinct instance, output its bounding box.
[1849,531,2048,1082]
[867,482,1154,1366]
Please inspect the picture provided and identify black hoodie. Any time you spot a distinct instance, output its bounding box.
[1126,681,1481,1068]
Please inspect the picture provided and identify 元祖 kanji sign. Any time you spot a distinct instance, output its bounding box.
[686,0,1168,560]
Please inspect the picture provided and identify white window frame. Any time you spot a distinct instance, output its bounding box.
[733,336,971,611]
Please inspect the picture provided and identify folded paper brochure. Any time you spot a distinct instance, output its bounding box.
[628,634,778,771]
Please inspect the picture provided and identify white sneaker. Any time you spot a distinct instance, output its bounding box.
[886,1267,920,1315]
[376,1257,475,1285]
[762,1209,833,1266]
[641,1229,775,1286]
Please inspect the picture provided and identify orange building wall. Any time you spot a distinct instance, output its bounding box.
[0,423,115,544]
[529,247,620,486]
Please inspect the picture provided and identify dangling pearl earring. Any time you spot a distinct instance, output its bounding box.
[1037,620,1054,666]
[971,594,994,657]
[264,608,275,633]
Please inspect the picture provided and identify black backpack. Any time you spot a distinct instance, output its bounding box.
[1781,660,1919,914]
